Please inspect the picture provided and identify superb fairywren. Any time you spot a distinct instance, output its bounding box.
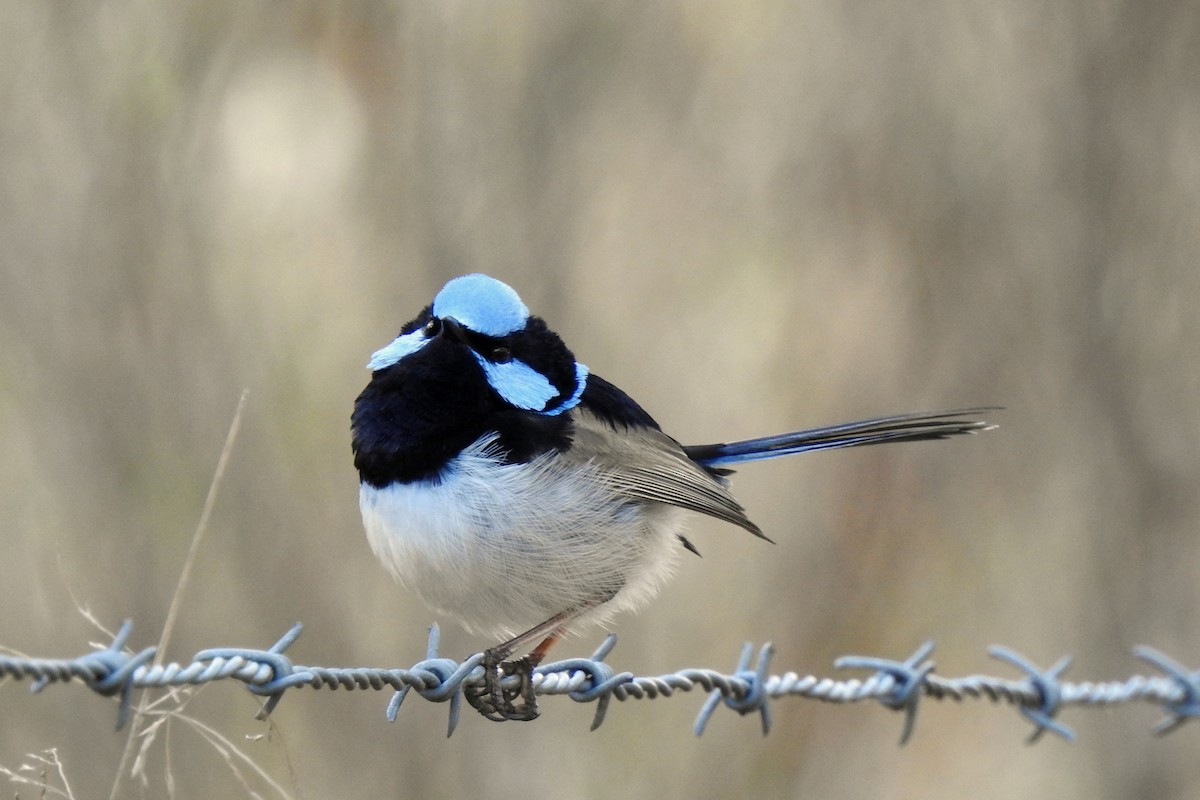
[352,274,993,720]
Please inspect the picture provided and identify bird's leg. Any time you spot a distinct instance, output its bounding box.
[466,603,597,722]
[485,632,561,721]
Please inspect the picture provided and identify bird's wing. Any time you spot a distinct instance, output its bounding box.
[566,409,769,540]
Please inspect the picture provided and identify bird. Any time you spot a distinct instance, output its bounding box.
[351,273,994,720]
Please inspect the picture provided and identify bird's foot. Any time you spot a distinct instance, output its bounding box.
[464,649,541,722]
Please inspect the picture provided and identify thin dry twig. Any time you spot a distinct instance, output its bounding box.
[108,390,249,800]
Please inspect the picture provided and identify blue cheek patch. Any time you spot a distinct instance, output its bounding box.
[367,330,429,370]
[433,274,529,337]
[476,356,589,415]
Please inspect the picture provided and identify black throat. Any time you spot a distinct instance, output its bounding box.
[351,340,573,486]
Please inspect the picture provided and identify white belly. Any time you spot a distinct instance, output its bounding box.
[359,437,685,637]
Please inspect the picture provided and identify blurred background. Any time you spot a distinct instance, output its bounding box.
[2,2,1199,798]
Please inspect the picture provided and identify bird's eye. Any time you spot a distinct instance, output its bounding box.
[423,318,441,336]
[490,344,512,363]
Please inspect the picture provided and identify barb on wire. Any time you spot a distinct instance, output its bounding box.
[835,640,935,744]
[2,621,1197,742]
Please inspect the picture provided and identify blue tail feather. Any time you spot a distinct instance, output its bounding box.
[685,408,998,469]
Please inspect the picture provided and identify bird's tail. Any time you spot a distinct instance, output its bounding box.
[684,408,998,469]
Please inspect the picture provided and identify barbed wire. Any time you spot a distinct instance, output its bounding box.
[2,621,1197,741]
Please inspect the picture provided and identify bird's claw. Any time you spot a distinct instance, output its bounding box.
[465,651,540,722]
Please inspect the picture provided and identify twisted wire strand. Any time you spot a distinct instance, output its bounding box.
[2,621,1196,740]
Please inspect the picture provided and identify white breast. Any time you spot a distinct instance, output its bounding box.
[359,435,685,638]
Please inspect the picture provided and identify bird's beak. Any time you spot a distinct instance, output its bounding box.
[440,316,469,343]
